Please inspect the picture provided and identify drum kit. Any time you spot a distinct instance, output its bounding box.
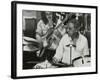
[33,56,91,69]
[23,36,91,68]
[51,56,91,68]
[72,56,91,67]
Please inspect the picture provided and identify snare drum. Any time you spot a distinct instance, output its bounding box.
[72,56,91,67]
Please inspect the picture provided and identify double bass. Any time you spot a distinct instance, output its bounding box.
[38,13,76,57]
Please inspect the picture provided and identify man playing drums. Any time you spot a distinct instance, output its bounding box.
[53,19,90,67]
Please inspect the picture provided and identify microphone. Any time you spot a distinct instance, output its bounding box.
[66,44,76,48]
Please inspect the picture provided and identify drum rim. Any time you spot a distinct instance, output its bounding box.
[72,55,91,64]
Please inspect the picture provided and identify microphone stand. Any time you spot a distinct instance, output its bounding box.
[69,44,73,66]
[66,43,76,67]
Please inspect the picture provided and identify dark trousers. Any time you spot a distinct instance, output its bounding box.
[39,49,56,62]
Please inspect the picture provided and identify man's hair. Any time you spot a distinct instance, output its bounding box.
[41,11,48,25]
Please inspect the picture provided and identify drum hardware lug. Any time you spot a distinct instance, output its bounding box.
[82,59,84,64]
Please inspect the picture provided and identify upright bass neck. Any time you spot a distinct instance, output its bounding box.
[55,13,76,30]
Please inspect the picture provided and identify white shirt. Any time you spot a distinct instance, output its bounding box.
[54,33,89,64]
[36,20,53,36]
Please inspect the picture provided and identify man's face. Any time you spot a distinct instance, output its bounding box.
[66,22,76,37]
[45,12,52,20]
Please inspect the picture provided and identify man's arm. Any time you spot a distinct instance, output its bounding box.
[53,36,65,63]
[83,38,89,56]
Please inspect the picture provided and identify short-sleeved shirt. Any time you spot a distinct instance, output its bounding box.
[54,33,89,64]
[36,20,52,36]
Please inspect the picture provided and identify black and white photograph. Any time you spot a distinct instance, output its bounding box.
[11,1,97,79]
[23,10,91,69]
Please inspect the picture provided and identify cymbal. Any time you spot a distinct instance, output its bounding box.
[26,61,42,64]
[23,36,39,43]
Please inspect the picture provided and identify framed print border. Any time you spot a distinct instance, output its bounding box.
[11,1,98,79]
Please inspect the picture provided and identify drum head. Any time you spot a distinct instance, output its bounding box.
[73,56,91,67]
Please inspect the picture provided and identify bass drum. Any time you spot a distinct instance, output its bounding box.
[72,56,91,67]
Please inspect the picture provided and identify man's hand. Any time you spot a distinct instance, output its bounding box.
[42,39,48,48]
[53,57,60,64]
